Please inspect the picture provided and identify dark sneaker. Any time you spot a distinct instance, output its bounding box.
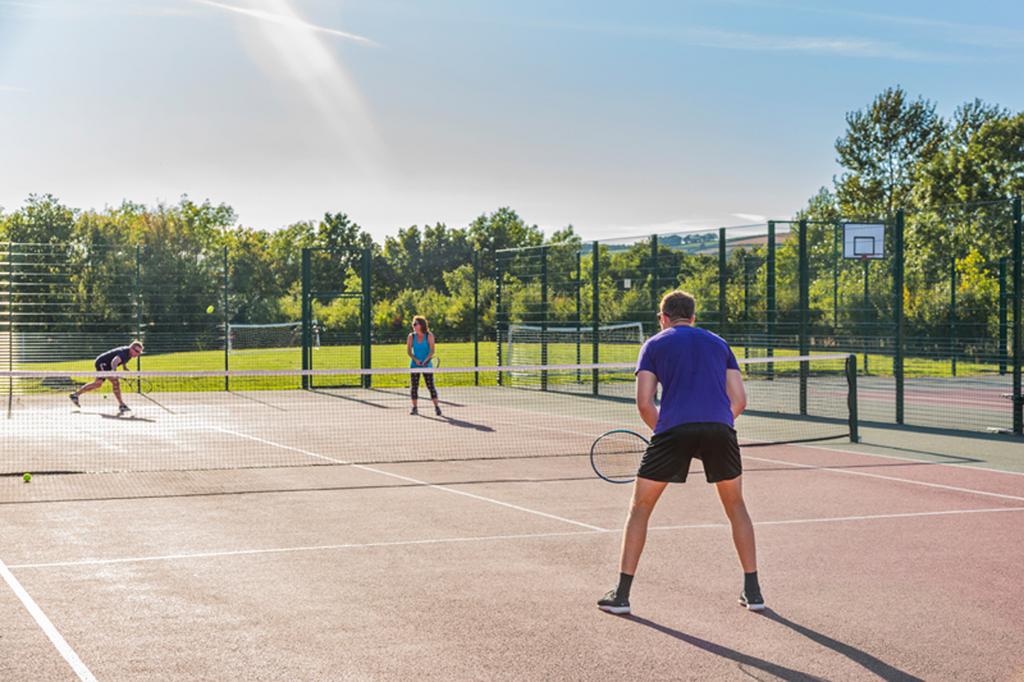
[118,404,131,415]
[69,393,80,408]
[435,405,442,416]
[739,590,765,611]
[410,407,418,415]
[597,589,630,615]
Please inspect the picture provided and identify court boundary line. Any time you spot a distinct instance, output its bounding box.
[745,454,1024,502]
[800,441,1024,478]
[8,506,1023,571]
[0,557,97,681]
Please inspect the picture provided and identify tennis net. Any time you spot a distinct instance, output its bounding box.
[1,354,857,479]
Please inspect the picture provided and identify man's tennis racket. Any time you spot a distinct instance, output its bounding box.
[590,429,648,484]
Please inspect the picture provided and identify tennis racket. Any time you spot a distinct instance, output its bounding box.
[590,429,648,484]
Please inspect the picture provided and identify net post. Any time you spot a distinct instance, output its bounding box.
[473,251,479,386]
[1013,196,1022,434]
[592,240,600,396]
[949,254,957,377]
[301,247,311,390]
[798,220,809,415]
[540,245,548,392]
[766,221,776,379]
[223,244,229,391]
[1000,257,1008,375]
[361,247,372,389]
[894,209,905,424]
[846,353,860,443]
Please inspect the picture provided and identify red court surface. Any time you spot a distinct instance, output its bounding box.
[2,424,1023,680]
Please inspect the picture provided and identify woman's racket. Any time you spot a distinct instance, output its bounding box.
[590,429,649,484]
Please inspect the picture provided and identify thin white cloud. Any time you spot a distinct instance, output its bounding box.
[192,0,380,47]
[721,1,1023,50]
[0,85,28,92]
[546,21,957,62]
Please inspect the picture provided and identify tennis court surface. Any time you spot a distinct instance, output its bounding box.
[2,359,1023,680]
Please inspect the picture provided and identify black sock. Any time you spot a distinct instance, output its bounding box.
[744,571,760,594]
[616,572,634,600]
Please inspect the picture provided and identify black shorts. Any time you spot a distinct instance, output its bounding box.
[94,360,111,373]
[637,422,742,483]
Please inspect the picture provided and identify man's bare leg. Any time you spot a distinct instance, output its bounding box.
[620,477,669,574]
[715,475,764,609]
[599,477,669,613]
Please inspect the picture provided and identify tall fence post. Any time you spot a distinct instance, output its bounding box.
[592,241,600,396]
[223,245,230,390]
[472,251,479,386]
[300,248,311,390]
[575,250,582,383]
[360,247,372,389]
[798,220,809,414]
[863,257,870,374]
[1000,257,1008,375]
[894,210,905,425]
[496,255,504,386]
[135,244,142,377]
[950,255,957,377]
[766,221,776,378]
[1013,196,1022,434]
[718,228,727,336]
[540,245,548,391]
[6,242,12,417]
[650,234,659,336]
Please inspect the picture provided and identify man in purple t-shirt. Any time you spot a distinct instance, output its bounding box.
[598,290,764,615]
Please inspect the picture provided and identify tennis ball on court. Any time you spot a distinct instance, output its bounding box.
[206,305,215,314]
[22,473,31,483]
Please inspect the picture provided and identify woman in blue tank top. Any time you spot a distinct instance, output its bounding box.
[406,315,441,416]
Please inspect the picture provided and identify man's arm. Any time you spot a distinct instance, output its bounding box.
[725,368,746,419]
[635,370,659,431]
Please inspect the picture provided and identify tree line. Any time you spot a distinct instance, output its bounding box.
[1,86,1022,356]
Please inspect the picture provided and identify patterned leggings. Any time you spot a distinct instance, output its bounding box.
[410,372,438,401]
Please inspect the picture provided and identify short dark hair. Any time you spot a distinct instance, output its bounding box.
[660,290,696,321]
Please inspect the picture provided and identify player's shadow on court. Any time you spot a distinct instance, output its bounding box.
[759,609,924,681]
[625,611,923,682]
[418,414,494,432]
[623,615,822,681]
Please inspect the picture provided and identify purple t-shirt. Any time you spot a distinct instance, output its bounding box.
[635,325,740,434]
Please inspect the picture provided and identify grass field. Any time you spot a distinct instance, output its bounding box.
[6,340,1009,396]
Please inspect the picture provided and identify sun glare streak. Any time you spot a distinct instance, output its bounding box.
[193,0,386,175]
[192,0,379,46]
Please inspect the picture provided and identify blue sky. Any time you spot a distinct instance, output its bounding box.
[0,0,1021,240]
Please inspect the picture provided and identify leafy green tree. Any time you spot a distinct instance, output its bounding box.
[835,86,945,218]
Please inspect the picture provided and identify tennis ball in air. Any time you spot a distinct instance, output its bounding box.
[22,473,31,483]
[206,305,215,314]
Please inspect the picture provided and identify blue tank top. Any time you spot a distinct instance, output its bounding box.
[410,332,432,368]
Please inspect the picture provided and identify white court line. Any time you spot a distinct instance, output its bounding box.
[0,558,97,681]
[746,454,1024,502]
[651,505,1024,531]
[9,506,1023,571]
[207,426,605,532]
[799,441,1024,478]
